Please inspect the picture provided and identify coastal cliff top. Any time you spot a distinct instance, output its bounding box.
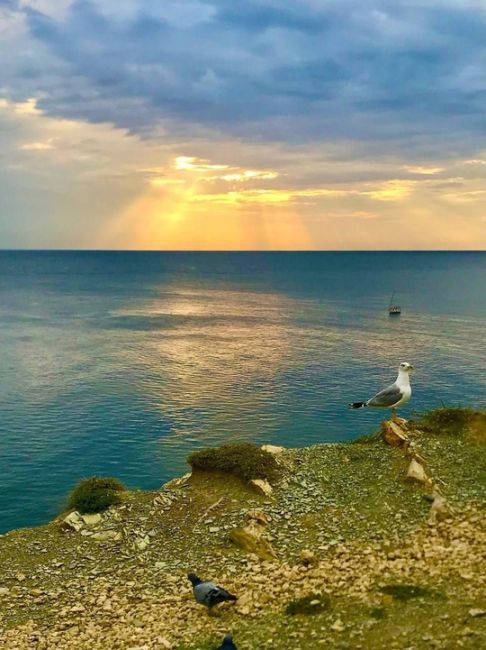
[1,409,485,649]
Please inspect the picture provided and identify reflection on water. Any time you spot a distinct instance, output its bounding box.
[0,251,485,532]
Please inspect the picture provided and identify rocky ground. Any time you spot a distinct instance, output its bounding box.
[1,415,485,649]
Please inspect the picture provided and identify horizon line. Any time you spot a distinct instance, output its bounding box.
[0,248,485,254]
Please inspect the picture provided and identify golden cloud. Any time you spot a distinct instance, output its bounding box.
[402,165,444,175]
[364,180,415,201]
[189,187,351,205]
[20,141,55,151]
[213,170,279,182]
[174,156,228,171]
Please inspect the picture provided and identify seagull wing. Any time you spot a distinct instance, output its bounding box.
[367,382,403,407]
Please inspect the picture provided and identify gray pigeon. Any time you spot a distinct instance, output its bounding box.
[187,573,237,609]
[216,634,237,650]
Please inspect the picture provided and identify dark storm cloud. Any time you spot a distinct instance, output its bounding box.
[3,0,486,151]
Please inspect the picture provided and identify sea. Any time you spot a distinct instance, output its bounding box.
[0,251,485,533]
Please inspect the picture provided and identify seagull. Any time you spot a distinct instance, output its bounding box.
[349,361,414,420]
[217,634,238,650]
[187,573,237,609]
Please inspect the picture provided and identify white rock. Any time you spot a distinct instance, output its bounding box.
[331,619,345,632]
[428,494,449,524]
[81,513,102,526]
[261,445,285,456]
[62,511,84,532]
[92,530,119,542]
[134,535,150,551]
[162,473,191,489]
[469,609,486,618]
[407,459,428,483]
[250,479,273,496]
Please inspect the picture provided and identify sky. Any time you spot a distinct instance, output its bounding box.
[0,0,485,250]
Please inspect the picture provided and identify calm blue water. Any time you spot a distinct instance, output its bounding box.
[0,251,485,533]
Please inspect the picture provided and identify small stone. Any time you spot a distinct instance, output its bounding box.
[300,549,317,566]
[246,511,271,526]
[406,459,428,483]
[250,479,273,497]
[428,494,450,524]
[0,587,10,595]
[229,522,277,561]
[261,445,285,456]
[331,619,345,632]
[134,535,150,551]
[81,513,102,526]
[62,511,84,532]
[381,421,409,447]
[469,609,486,618]
[92,530,117,542]
[70,604,85,613]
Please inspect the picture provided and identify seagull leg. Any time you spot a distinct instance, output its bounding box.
[391,407,397,422]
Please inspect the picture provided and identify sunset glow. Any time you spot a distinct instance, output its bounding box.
[0,1,485,249]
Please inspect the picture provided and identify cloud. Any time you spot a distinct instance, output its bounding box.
[1,1,486,250]
[174,156,227,172]
[20,139,54,150]
[0,0,481,155]
[402,165,444,175]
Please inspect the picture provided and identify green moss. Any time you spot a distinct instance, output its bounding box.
[187,443,279,484]
[285,593,332,616]
[67,476,126,514]
[379,584,436,601]
[416,407,486,439]
[369,607,386,619]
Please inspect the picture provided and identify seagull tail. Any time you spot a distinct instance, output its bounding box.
[349,402,367,409]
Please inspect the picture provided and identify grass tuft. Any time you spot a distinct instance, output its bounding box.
[187,443,279,484]
[285,593,332,616]
[369,607,386,619]
[379,584,435,601]
[67,476,126,514]
[416,407,486,440]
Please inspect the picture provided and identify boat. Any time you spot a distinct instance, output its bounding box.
[388,291,401,316]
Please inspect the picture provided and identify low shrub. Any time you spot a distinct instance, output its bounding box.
[417,407,486,439]
[187,443,279,484]
[67,476,126,514]
[285,593,332,616]
[379,584,435,601]
[369,607,386,619]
